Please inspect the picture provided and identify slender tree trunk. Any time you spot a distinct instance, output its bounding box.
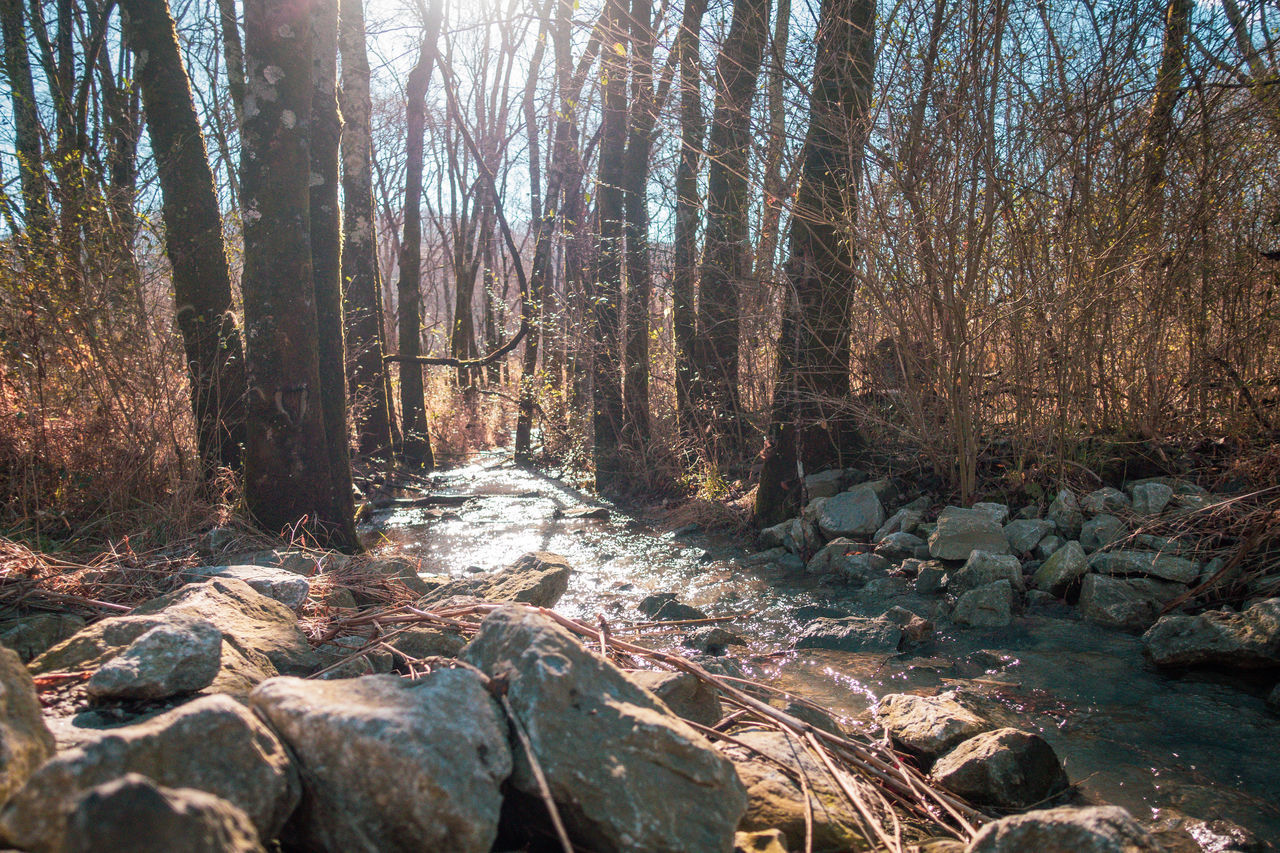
[755,0,790,283]
[119,0,247,474]
[592,0,628,491]
[672,0,708,435]
[215,0,245,125]
[339,0,396,457]
[755,0,873,525]
[697,0,770,459]
[397,0,443,467]
[309,0,358,549]
[1138,0,1190,242]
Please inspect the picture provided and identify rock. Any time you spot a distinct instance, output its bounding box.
[62,774,264,853]
[873,692,991,764]
[1142,599,1280,669]
[1004,519,1054,554]
[1147,809,1263,853]
[837,553,891,586]
[805,538,861,575]
[1268,684,1280,713]
[930,728,1068,809]
[758,521,791,550]
[916,562,949,594]
[971,502,1010,525]
[949,551,1023,598]
[554,505,609,520]
[626,670,723,727]
[874,507,923,542]
[684,626,745,654]
[637,593,708,622]
[1035,534,1066,561]
[1087,550,1199,584]
[952,581,1014,628]
[233,548,325,576]
[1128,482,1174,516]
[182,565,310,610]
[461,607,746,853]
[251,672,511,853]
[967,805,1157,852]
[793,616,902,653]
[734,828,788,853]
[314,635,394,678]
[362,556,436,597]
[778,700,843,735]
[1082,487,1131,516]
[85,615,222,701]
[1078,575,1186,632]
[0,647,55,805]
[883,605,935,645]
[0,613,86,662]
[875,531,926,561]
[316,585,357,608]
[1047,490,1084,540]
[726,730,874,851]
[929,507,1010,561]
[1032,541,1088,597]
[816,486,885,539]
[803,468,846,499]
[477,551,572,607]
[1080,514,1127,553]
[386,626,467,661]
[0,694,299,852]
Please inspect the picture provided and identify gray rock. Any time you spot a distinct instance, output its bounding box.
[873,692,991,763]
[626,670,723,727]
[967,805,1157,852]
[1047,490,1084,540]
[683,626,745,655]
[419,552,573,608]
[875,531,926,561]
[637,593,707,621]
[915,561,949,594]
[930,728,1068,809]
[0,695,299,853]
[63,774,264,853]
[0,647,55,805]
[756,521,792,551]
[361,556,436,597]
[1087,550,1199,584]
[1032,541,1088,597]
[1004,519,1054,554]
[803,468,846,499]
[85,615,222,701]
[805,538,860,575]
[859,576,911,598]
[874,508,923,542]
[1080,514,1127,553]
[971,502,1010,525]
[744,547,788,567]
[929,507,1010,561]
[1269,684,1280,713]
[1142,599,1280,669]
[1128,482,1174,516]
[949,551,1024,598]
[251,672,511,853]
[1082,487,1131,516]
[461,607,746,853]
[793,616,902,653]
[816,486,885,539]
[314,635,394,679]
[952,581,1014,628]
[776,552,805,572]
[836,553,891,587]
[1035,534,1066,561]
[385,626,467,662]
[0,613,86,662]
[1079,574,1186,631]
[183,564,310,610]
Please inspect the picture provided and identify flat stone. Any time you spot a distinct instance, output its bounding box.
[1079,574,1186,632]
[1142,599,1280,669]
[1128,482,1174,516]
[816,486,885,539]
[626,670,723,727]
[1004,519,1054,554]
[1032,541,1088,597]
[793,616,902,653]
[952,581,1014,628]
[420,552,573,608]
[1080,514,1127,553]
[928,507,1010,561]
[251,672,511,853]
[85,615,222,701]
[1087,550,1199,584]
[968,805,1157,852]
[0,613,86,662]
[873,692,991,763]
[930,728,1068,809]
[949,551,1023,598]
[0,647,55,805]
[183,565,310,610]
[971,502,1010,525]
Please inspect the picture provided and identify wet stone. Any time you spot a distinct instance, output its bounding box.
[952,580,1014,628]
[930,727,1069,810]
[637,593,707,622]
[793,615,902,653]
[873,691,991,764]
[968,806,1157,853]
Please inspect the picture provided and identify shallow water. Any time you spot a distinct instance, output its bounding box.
[368,456,1280,843]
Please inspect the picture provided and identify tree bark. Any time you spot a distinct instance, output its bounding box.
[118,0,247,474]
[755,0,873,525]
[215,0,245,125]
[1138,0,1190,241]
[1,0,52,235]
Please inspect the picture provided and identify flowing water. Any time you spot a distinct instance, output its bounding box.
[368,455,1280,844]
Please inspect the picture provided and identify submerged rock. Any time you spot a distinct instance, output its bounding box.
[928,507,1010,561]
[816,486,885,539]
[1142,599,1280,669]
[63,774,264,853]
[873,691,990,764]
[930,727,1069,809]
[461,607,746,853]
[637,593,708,622]
[952,580,1014,628]
[251,672,510,853]
[84,614,222,701]
[967,805,1157,852]
[793,616,902,653]
[0,646,55,805]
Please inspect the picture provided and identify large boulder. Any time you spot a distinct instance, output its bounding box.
[967,805,1157,852]
[250,672,511,852]
[0,694,300,852]
[952,581,1014,628]
[420,552,573,608]
[930,728,1068,809]
[816,486,885,539]
[1078,575,1185,632]
[1047,490,1084,540]
[1142,599,1280,669]
[1004,519,1054,555]
[182,564,310,610]
[949,551,1023,598]
[84,614,222,701]
[1032,541,1088,597]
[873,692,991,764]
[928,508,1010,561]
[625,670,723,727]
[0,646,55,805]
[62,774,265,853]
[461,607,746,853]
[1087,551,1198,584]
[0,613,86,662]
[793,616,902,653]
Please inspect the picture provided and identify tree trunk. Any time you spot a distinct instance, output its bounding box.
[118,0,247,474]
[697,0,770,459]
[240,0,346,543]
[755,0,873,525]
[397,0,443,467]
[1137,0,1190,241]
[215,0,245,125]
[1,0,51,235]
[309,0,358,549]
[339,0,396,458]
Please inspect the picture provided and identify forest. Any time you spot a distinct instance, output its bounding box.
[0,0,1279,847]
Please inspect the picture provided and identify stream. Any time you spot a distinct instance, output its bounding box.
[367,455,1280,844]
